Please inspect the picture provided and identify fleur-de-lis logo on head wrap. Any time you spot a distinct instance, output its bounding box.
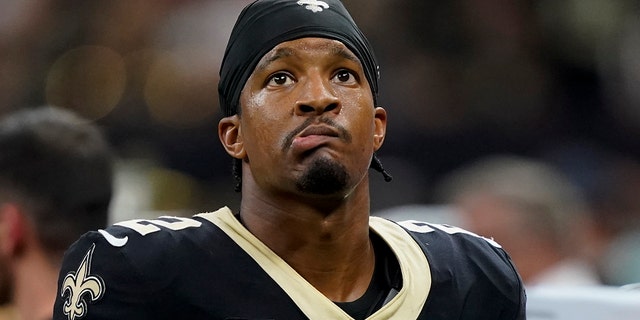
[297,0,329,13]
[60,244,105,320]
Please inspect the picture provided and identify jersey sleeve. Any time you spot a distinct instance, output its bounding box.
[396,220,527,320]
[52,222,178,320]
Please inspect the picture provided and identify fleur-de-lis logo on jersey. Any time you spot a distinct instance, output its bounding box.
[60,244,105,320]
[297,0,329,13]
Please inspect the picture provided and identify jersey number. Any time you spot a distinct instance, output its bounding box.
[114,216,202,236]
[398,220,501,248]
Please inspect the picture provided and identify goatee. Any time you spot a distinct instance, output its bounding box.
[296,156,349,195]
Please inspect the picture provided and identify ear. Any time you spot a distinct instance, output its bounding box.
[0,203,26,256]
[218,115,246,159]
[373,106,387,151]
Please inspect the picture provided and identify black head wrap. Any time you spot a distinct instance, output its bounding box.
[218,0,380,117]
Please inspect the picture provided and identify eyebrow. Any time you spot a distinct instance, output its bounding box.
[253,43,362,74]
[254,47,294,74]
[331,46,360,65]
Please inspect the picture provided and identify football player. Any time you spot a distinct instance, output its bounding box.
[53,0,526,319]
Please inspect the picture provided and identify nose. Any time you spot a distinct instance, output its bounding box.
[294,75,340,116]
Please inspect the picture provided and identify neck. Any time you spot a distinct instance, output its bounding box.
[239,178,375,302]
[13,249,58,320]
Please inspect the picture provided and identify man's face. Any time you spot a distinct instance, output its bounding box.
[227,37,386,197]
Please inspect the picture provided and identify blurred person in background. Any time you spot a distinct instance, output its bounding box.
[542,144,640,286]
[0,106,114,320]
[438,155,601,287]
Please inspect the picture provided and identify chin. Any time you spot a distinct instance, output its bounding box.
[295,156,350,195]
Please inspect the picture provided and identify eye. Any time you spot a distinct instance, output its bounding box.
[267,72,294,86]
[333,69,357,84]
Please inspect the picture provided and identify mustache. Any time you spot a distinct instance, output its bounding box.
[281,117,352,151]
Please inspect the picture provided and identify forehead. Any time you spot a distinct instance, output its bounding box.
[254,37,361,71]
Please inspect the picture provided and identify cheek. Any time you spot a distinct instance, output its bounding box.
[242,118,278,156]
[244,90,289,123]
[241,93,289,154]
[247,90,268,111]
[344,101,377,142]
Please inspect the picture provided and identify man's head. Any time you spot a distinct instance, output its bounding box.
[218,0,390,194]
[438,155,590,283]
[218,0,380,117]
[0,106,114,302]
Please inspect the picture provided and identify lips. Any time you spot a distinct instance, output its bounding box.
[298,125,340,138]
[290,125,340,153]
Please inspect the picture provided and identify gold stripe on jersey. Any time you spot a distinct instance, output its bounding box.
[197,207,431,320]
[368,216,431,318]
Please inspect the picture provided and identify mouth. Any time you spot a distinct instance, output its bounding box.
[290,125,341,155]
[298,125,340,138]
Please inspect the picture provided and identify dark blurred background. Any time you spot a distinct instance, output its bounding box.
[1,1,639,282]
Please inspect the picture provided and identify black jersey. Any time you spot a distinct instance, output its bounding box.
[53,207,525,320]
